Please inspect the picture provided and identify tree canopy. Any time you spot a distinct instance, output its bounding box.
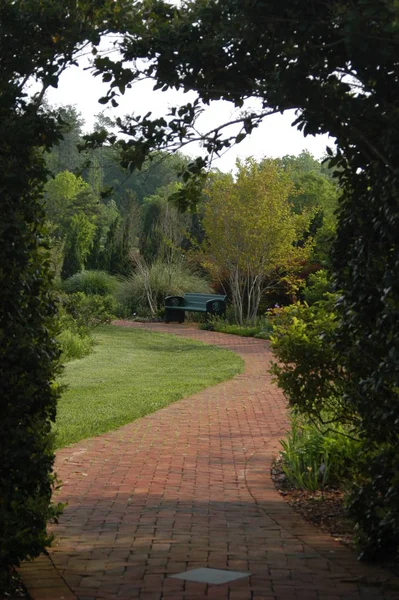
[93,1,398,185]
[202,158,312,323]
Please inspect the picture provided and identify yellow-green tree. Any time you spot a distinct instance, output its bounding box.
[202,158,312,324]
[44,171,98,238]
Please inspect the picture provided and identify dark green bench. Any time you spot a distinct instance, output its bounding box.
[164,293,227,323]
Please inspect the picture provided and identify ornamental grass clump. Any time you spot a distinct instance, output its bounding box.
[62,270,119,296]
[117,258,211,316]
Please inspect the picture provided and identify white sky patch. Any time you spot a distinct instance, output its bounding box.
[46,48,335,173]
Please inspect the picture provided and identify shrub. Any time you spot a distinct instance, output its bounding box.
[57,292,117,363]
[270,296,399,559]
[347,444,399,560]
[270,297,358,427]
[117,259,211,316]
[58,329,94,362]
[1,82,63,588]
[61,292,117,331]
[62,270,119,296]
[302,269,332,305]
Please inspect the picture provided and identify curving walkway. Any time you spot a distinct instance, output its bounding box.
[19,322,399,600]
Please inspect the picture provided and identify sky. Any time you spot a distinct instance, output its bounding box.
[46,52,335,173]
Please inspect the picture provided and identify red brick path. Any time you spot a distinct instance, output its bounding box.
[19,323,399,599]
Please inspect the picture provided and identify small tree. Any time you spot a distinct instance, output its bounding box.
[202,159,312,324]
[61,231,81,280]
[44,171,98,238]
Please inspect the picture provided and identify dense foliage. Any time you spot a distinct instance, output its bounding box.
[302,270,332,305]
[0,115,62,588]
[270,295,399,558]
[201,314,273,339]
[270,299,359,432]
[0,0,130,587]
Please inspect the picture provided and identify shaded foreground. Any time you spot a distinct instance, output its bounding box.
[19,323,399,599]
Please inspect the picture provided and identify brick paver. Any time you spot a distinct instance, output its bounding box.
[19,322,399,599]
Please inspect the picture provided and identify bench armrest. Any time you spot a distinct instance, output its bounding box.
[165,295,184,307]
[206,298,226,316]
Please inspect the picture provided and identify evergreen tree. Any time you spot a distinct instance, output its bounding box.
[61,230,82,279]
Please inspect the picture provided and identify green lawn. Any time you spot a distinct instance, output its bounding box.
[54,325,244,448]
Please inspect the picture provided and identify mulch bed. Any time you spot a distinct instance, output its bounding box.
[0,571,29,600]
[271,456,399,591]
[271,454,354,548]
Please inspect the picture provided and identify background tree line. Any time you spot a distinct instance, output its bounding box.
[44,105,339,316]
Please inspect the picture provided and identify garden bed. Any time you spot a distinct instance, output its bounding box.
[0,571,28,600]
[271,455,354,548]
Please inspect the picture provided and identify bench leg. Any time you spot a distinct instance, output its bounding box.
[165,308,185,323]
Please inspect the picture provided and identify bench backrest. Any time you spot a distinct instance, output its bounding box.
[183,293,227,307]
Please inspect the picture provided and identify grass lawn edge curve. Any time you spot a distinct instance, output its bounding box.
[53,324,244,449]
